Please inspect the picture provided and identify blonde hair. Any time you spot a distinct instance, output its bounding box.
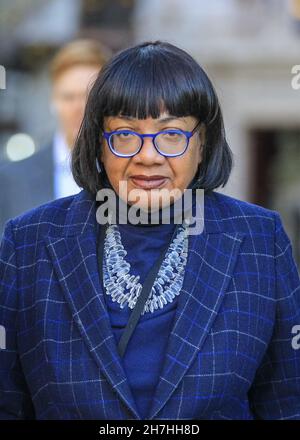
[49,39,111,82]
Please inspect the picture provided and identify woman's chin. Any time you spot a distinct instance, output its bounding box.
[127,198,163,214]
[126,187,179,213]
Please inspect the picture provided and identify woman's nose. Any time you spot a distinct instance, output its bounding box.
[132,136,165,164]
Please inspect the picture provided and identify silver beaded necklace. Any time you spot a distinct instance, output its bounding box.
[102,219,189,315]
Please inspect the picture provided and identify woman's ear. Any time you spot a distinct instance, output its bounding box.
[199,123,206,146]
[198,123,206,164]
[99,136,105,161]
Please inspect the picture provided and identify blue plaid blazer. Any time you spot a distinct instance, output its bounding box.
[1,189,300,420]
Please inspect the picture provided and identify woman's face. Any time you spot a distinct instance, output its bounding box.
[100,112,205,211]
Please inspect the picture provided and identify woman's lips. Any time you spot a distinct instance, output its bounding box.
[130,176,168,190]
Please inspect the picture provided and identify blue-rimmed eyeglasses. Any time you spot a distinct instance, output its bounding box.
[102,120,201,158]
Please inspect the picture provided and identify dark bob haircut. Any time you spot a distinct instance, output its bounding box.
[72,40,233,195]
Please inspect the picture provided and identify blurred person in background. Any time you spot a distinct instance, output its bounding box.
[0,39,111,237]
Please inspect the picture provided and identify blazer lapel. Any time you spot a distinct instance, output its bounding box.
[44,191,141,419]
[147,195,245,419]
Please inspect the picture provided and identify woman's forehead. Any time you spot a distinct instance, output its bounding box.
[104,113,194,125]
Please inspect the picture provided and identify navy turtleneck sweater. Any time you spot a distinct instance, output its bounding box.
[99,174,198,419]
[106,220,178,419]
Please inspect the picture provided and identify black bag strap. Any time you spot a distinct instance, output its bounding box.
[97,221,182,358]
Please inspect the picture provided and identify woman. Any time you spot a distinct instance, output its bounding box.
[1,41,300,420]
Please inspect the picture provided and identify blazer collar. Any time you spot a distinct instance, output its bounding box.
[45,189,244,419]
